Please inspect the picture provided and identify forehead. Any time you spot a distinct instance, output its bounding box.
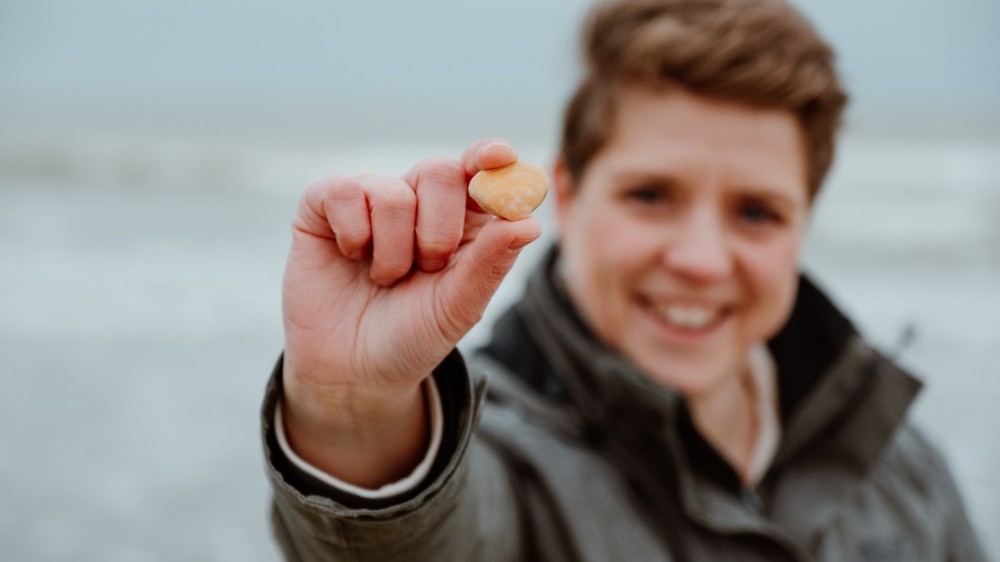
[595,87,808,200]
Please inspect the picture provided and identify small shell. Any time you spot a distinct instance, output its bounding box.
[468,162,550,221]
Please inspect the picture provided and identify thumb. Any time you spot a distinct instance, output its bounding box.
[436,217,542,339]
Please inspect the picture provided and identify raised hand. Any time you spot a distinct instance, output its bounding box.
[280,139,542,486]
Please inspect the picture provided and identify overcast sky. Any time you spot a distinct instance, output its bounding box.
[2,0,998,139]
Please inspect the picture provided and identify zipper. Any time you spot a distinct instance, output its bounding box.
[739,487,763,514]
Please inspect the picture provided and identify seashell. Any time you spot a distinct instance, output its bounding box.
[468,161,550,221]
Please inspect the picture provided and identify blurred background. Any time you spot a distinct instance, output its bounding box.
[1,0,998,559]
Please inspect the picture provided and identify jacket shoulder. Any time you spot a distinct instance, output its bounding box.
[879,423,961,502]
[871,423,988,561]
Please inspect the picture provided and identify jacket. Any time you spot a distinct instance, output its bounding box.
[261,247,987,561]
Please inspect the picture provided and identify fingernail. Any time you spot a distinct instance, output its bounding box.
[420,257,447,272]
[483,141,516,160]
[509,238,531,251]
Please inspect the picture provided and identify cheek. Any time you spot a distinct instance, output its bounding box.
[564,200,638,273]
[560,205,653,344]
[583,209,664,292]
[743,236,803,330]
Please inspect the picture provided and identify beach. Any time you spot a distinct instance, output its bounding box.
[1,132,998,560]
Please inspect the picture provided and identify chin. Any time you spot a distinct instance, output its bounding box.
[632,352,738,398]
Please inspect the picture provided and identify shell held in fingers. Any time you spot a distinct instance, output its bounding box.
[468,162,550,221]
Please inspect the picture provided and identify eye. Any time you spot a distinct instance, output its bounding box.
[737,199,781,226]
[624,184,671,206]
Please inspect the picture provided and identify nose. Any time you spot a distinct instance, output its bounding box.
[662,208,732,282]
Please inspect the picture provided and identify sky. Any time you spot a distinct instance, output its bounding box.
[2,0,999,140]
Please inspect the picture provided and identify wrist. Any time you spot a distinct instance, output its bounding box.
[274,377,444,498]
[284,378,426,440]
[280,365,431,486]
[282,353,428,427]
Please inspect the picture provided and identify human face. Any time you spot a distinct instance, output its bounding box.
[554,87,810,398]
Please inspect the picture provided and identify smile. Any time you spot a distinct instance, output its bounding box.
[643,299,730,333]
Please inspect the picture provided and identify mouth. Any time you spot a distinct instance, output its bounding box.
[640,297,730,335]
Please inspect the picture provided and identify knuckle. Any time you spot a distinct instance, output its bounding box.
[309,174,358,198]
[415,157,464,187]
[370,180,416,211]
[309,175,364,211]
[298,175,363,231]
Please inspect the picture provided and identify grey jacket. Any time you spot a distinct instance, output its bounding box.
[261,249,987,561]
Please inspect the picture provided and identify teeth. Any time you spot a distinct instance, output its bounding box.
[656,303,717,329]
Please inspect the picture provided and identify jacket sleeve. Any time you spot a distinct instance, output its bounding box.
[261,350,524,562]
[928,443,990,562]
[897,426,989,562]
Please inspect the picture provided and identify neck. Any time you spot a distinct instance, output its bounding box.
[688,365,759,487]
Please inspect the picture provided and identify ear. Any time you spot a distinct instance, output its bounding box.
[551,157,577,233]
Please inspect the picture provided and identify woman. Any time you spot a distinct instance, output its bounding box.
[262,0,986,559]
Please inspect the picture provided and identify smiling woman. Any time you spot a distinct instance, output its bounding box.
[555,88,809,407]
[1,0,997,559]
[552,85,815,488]
[260,0,989,560]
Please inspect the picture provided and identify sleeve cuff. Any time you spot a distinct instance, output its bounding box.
[273,377,444,499]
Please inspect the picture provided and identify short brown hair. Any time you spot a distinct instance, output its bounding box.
[560,0,848,197]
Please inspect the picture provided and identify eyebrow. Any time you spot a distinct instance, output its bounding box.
[612,170,679,187]
[733,187,804,212]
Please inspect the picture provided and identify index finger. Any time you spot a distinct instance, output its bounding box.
[460,137,519,179]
